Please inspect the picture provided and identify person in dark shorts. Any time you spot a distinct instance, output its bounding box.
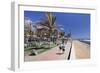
[59,43,65,54]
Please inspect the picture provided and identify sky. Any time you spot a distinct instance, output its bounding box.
[24,11,90,39]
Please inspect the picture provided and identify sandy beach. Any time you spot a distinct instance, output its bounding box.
[73,40,90,59]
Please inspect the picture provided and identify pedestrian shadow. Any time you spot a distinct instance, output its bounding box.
[56,52,64,55]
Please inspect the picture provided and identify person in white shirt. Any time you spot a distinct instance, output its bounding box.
[59,43,65,54]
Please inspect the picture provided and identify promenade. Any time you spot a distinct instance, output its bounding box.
[24,40,90,61]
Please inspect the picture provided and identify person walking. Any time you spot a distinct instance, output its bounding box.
[59,43,65,54]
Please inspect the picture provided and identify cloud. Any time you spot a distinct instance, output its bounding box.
[60,28,64,30]
[24,18,36,32]
[24,19,32,25]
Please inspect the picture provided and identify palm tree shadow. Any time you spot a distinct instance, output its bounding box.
[29,53,36,56]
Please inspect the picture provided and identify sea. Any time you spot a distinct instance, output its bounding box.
[79,40,90,45]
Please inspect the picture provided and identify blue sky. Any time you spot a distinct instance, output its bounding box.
[24,11,90,39]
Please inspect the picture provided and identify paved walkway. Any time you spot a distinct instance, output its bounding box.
[25,41,71,61]
[70,43,76,60]
[24,40,90,61]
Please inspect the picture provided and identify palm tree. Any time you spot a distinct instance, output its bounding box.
[35,12,58,48]
[28,23,33,46]
[46,12,56,33]
[59,31,65,44]
[26,21,36,46]
[24,18,33,46]
[46,12,57,47]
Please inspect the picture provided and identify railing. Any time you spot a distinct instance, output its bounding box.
[67,38,72,60]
